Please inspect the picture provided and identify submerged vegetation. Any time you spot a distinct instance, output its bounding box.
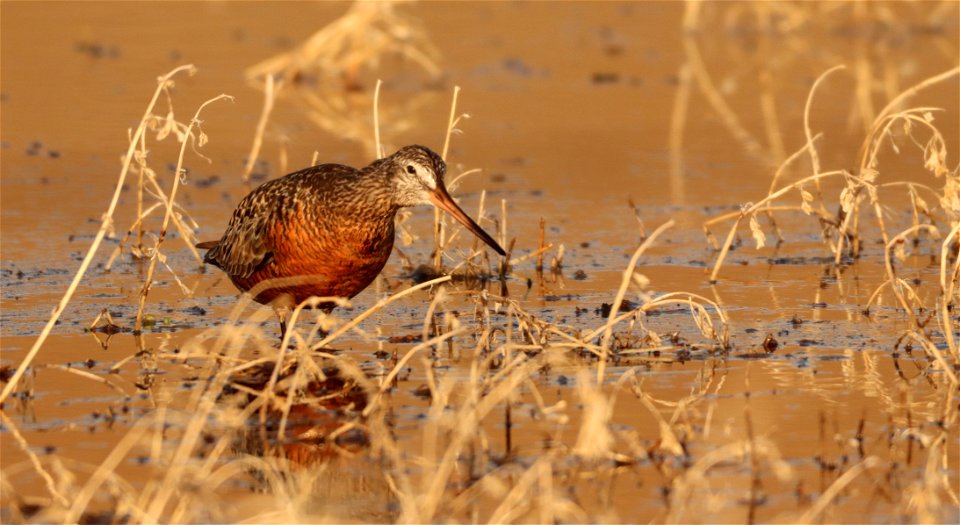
[1,1,958,523]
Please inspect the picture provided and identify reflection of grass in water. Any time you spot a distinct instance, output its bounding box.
[3,7,960,524]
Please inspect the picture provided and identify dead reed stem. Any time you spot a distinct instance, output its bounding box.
[241,74,278,183]
[0,411,69,508]
[140,333,255,520]
[709,169,843,283]
[136,139,145,252]
[759,66,785,167]
[0,65,197,405]
[373,78,384,158]
[362,328,466,418]
[597,219,675,384]
[134,93,233,332]
[104,160,204,270]
[859,66,960,166]
[536,217,546,272]
[666,438,791,524]
[881,224,941,326]
[939,224,960,357]
[64,417,154,523]
[834,66,960,266]
[411,354,554,522]
[797,456,883,524]
[435,86,462,271]
[798,64,845,212]
[311,275,452,351]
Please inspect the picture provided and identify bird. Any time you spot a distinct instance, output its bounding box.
[197,145,505,337]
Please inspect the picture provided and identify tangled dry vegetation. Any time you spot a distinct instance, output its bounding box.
[2,2,958,523]
[3,61,957,524]
[245,0,441,91]
[0,62,734,523]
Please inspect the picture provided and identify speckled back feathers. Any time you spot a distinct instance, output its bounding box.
[199,145,444,306]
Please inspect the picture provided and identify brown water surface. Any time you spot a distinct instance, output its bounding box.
[2,2,958,523]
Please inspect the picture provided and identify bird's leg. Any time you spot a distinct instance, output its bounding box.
[318,306,334,339]
[275,306,290,341]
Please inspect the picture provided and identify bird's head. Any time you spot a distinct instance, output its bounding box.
[390,145,505,256]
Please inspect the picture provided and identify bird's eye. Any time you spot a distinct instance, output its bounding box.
[405,165,416,175]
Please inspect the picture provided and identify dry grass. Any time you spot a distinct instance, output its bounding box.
[2,2,959,523]
[0,65,221,406]
[702,66,959,376]
[0,67,737,521]
[245,1,440,91]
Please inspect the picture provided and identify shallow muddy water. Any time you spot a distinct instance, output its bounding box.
[2,2,959,523]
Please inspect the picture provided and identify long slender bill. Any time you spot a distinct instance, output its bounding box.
[429,184,506,256]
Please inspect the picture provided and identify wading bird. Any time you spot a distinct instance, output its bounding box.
[197,145,505,337]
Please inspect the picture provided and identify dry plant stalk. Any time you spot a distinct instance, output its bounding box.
[10,7,957,521]
[597,220,675,383]
[435,86,463,271]
[0,65,199,405]
[703,65,960,384]
[135,93,234,332]
[241,73,279,183]
[705,66,959,282]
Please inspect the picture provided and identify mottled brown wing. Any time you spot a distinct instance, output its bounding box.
[201,184,280,279]
[203,164,359,279]
[199,163,359,280]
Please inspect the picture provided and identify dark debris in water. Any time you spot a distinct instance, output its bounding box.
[816,355,850,361]
[591,71,621,84]
[407,264,443,284]
[767,256,837,265]
[87,323,127,335]
[75,40,120,59]
[412,384,431,399]
[736,352,773,360]
[502,57,547,77]
[1,266,69,281]
[596,300,636,317]
[544,294,578,302]
[183,306,207,316]
[762,333,779,353]
[193,175,221,188]
[405,264,496,289]
[16,504,131,525]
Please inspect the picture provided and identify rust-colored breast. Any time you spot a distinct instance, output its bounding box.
[202,162,399,309]
[231,199,395,308]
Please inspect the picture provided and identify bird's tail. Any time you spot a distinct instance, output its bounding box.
[196,240,222,268]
